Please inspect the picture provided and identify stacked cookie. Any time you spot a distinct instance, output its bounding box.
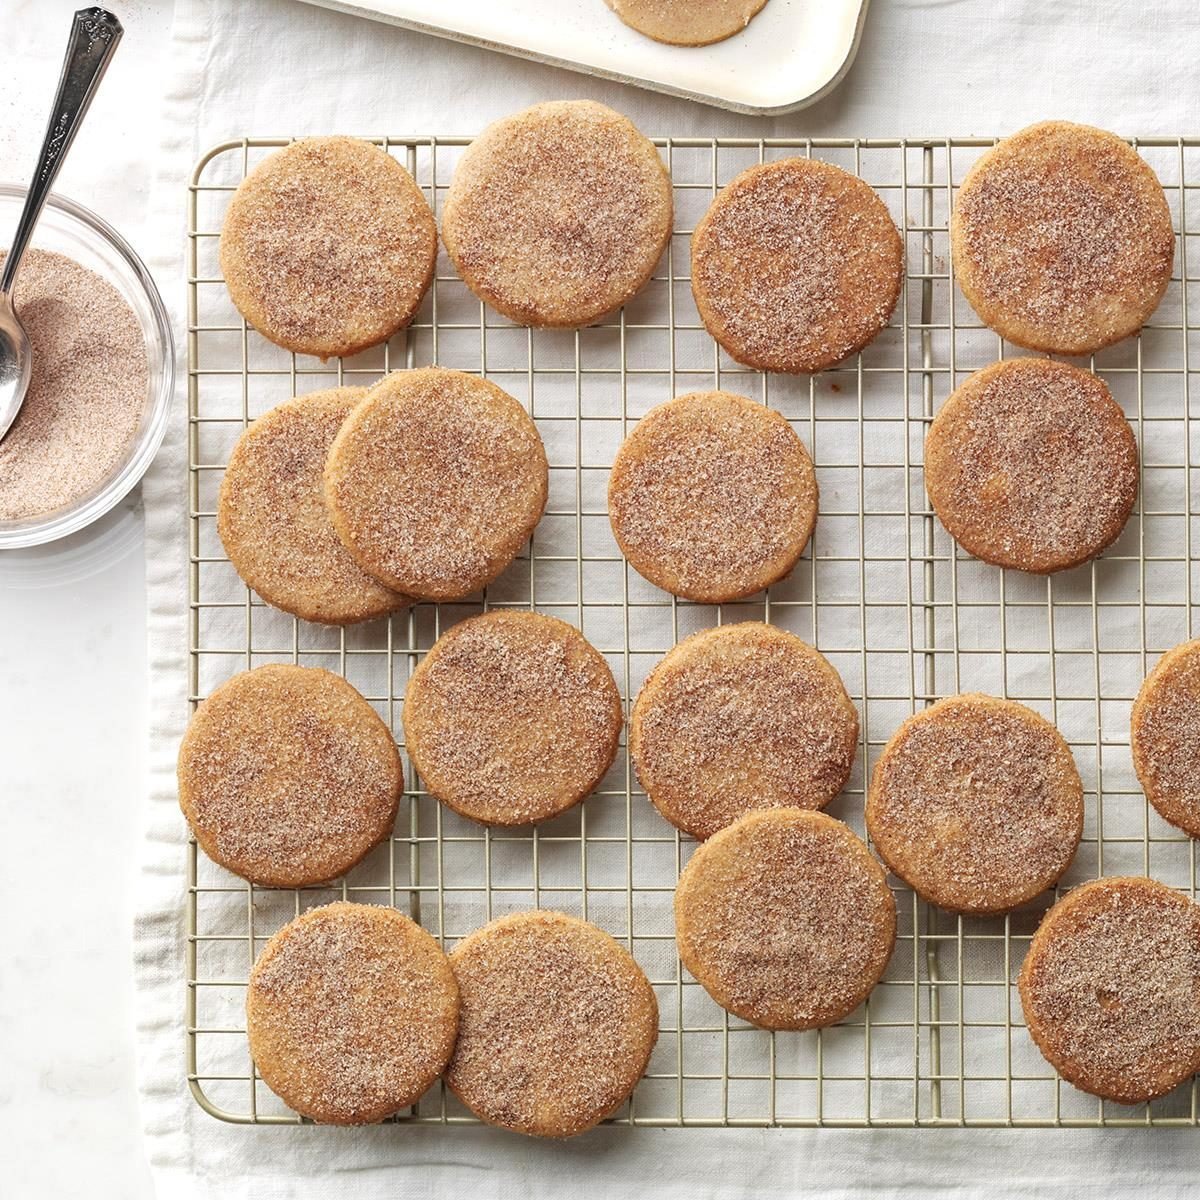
[218,367,548,621]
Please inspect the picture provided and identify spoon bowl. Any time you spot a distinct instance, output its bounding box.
[0,296,32,442]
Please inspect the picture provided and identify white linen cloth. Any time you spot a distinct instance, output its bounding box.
[135,0,1200,1196]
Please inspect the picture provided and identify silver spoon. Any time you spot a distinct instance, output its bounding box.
[0,8,122,444]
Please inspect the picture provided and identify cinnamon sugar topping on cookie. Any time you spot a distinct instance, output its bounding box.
[447,911,659,1137]
[220,137,437,360]
[1132,639,1200,838]
[324,368,548,601]
[247,903,459,1124]
[691,157,903,374]
[951,121,1174,355]
[675,809,896,1030]
[178,664,402,887]
[867,693,1083,915]
[1019,877,1200,1104]
[403,611,623,826]
[608,391,817,602]
[924,358,1139,574]
[631,622,858,839]
[442,101,672,328]
[218,388,408,625]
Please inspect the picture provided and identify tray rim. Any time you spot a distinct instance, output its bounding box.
[292,0,873,117]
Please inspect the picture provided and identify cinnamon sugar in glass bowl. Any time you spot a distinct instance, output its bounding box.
[0,185,173,549]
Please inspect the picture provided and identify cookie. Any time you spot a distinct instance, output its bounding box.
[1132,639,1200,838]
[446,911,658,1137]
[442,101,672,328]
[951,121,1175,356]
[925,358,1139,574]
[630,622,858,839]
[691,158,903,374]
[403,611,623,826]
[603,0,769,45]
[246,902,459,1124]
[217,388,409,625]
[674,808,896,1030]
[866,694,1083,916]
[178,665,402,887]
[1018,877,1200,1104]
[219,137,437,359]
[324,368,548,601]
[607,391,817,602]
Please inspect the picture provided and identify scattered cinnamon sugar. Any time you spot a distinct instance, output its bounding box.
[691,157,903,374]
[0,247,147,521]
[1019,877,1200,1104]
[866,693,1083,915]
[446,911,658,1137]
[403,611,623,826]
[630,621,859,840]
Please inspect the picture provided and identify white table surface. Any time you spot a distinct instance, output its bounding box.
[5,0,1200,1196]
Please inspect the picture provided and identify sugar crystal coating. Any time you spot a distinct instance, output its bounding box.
[608,391,817,602]
[404,611,623,826]
[178,664,402,887]
[1019,877,1200,1104]
[951,121,1174,355]
[675,809,896,1030]
[446,911,658,1137]
[867,693,1083,915]
[691,157,903,374]
[442,100,672,328]
[247,902,459,1124]
[631,622,858,839]
[925,358,1139,574]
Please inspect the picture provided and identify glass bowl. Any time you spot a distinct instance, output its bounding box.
[0,185,173,549]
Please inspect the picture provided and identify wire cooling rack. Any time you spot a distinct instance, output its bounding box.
[186,134,1200,1128]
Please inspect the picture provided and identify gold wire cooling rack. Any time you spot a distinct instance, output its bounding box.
[186,134,1200,1129]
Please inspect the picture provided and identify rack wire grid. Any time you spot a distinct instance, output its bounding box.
[186,133,1200,1129]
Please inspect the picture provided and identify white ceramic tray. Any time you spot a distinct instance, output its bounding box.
[295,0,871,115]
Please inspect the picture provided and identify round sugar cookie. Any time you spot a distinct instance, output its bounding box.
[403,611,623,826]
[324,368,548,601]
[866,693,1083,915]
[951,121,1175,355]
[446,911,659,1137]
[217,388,409,625]
[1132,639,1200,838]
[178,664,402,887]
[1018,877,1200,1104]
[674,809,896,1030]
[442,100,672,327]
[219,136,437,359]
[691,157,903,374]
[607,391,817,602]
[630,622,858,840]
[603,0,769,45]
[246,903,459,1124]
[925,358,1139,574]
